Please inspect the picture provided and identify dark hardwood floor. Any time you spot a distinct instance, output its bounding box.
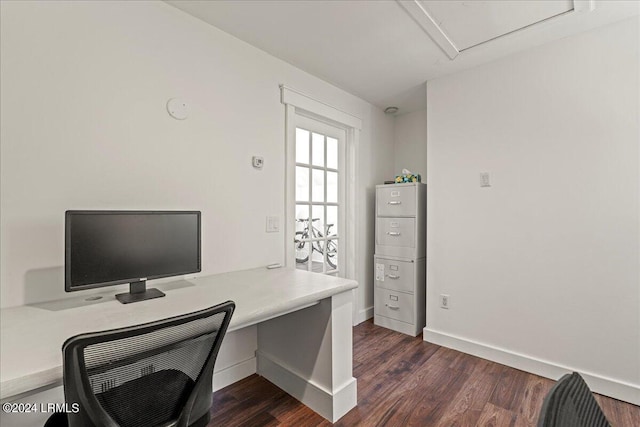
[208,320,640,426]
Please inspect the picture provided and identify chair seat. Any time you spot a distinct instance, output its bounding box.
[96,369,194,427]
[45,407,210,427]
[44,411,69,427]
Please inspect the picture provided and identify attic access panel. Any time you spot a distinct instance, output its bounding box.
[400,0,593,59]
[424,0,574,51]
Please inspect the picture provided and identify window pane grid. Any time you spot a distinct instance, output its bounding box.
[296,236,340,243]
[295,163,338,173]
[307,130,312,210]
[295,126,340,274]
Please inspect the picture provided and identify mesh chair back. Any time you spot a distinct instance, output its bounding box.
[61,301,234,427]
[537,372,610,427]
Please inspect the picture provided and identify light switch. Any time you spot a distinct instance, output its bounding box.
[480,172,491,187]
[266,216,279,233]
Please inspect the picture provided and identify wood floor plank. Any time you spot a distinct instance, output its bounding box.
[489,366,530,411]
[347,332,439,412]
[336,339,440,426]
[353,335,412,377]
[595,393,640,427]
[476,402,517,427]
[209,376,287,426]
[209,321,640,426]
[402,368,470,426]
[447,350,485,376]
[363,346,472,426]
[266,393,316,423]
[435,362,502,426]
[513,374,554,427]
[274,403,331,427]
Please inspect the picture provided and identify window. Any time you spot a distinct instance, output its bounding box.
[293,117,345,275]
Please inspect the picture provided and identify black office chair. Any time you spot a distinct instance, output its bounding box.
[45,301,235,427]
[537,372,610,427]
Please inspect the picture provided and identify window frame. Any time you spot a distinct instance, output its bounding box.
[281,84,362,323]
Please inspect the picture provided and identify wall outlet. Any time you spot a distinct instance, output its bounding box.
[440,294,450,309]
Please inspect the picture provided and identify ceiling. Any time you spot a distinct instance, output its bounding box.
[166,1,639,114]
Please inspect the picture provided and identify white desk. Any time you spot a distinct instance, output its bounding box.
[0,267,358,425]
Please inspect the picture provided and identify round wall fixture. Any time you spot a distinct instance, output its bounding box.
[167,98,188,120]
[384,106,399,115]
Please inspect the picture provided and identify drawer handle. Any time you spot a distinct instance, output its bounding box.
[387,201,402,205]
[385,304,400,310]
[387,274,400,279]
[386,231,401,236]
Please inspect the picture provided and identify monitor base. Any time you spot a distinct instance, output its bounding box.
[116,281,165,304]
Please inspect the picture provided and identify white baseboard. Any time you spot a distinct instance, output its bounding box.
[423,327,640,406]
[256,350,357,422]
[213,357,256,391]
[355,306,373,325]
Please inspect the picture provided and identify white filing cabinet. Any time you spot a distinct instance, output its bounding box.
[374,182,426,336]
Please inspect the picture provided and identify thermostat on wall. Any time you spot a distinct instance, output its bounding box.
[252,156,264,169]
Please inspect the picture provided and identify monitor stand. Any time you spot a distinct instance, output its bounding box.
[116,280,166,304]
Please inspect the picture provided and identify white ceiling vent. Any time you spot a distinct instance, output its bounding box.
[399,0,595,59]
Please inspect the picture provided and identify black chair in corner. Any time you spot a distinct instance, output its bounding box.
[45,301,235,427]
[537,372,611,427]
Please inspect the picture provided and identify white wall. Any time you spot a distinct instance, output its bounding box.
[0,1,394,310]
[425,17,639,403]
[358,108,395,321]
[393,109,427,178]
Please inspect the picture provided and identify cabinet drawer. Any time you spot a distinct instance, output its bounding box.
[376,218,415,248]
[374,257,415,293]
[377,185,416,217]
[375,288,414,324]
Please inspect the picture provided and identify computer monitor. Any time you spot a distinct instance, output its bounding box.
[65,210,201,304]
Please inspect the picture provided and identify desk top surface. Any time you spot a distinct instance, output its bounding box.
[0,267,357,400]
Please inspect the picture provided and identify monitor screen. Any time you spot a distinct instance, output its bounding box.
[66,211,201,292]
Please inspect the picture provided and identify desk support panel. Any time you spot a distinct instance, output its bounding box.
[256,290,357,422]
